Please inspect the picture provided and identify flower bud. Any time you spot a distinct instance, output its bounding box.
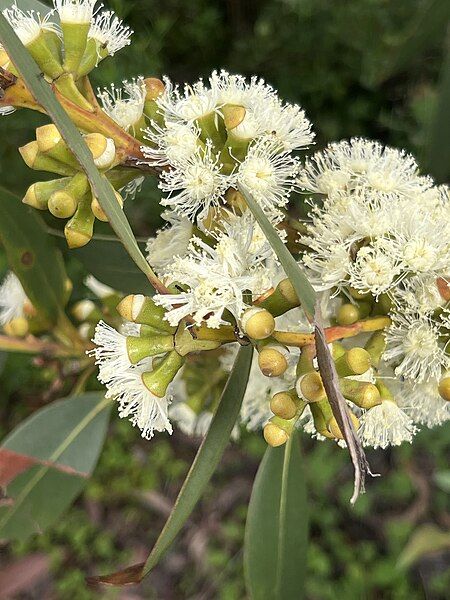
[335,347,372,377]
[296,371,327,403]
[258,278,300,317]
[36,124,79,168]
[339,379,381,409]
[23,178,70,210]
[3,316,29,337]
[438,377,450,402]
[327,413,360,440]
[71,299,97,321]
[336,303,359,326]
[144,77,165,101]
[84,134,116,170]
[117,294,175,333]
[270,391,298,420]
[221,104,246,130]
[263,422,289,447]
[91,191,123,222]
[48,190,78,218]
[364,331,386,369]
[258,344,289,377]
[241,307,275,340]
[19,141,77,176]
[64,194,94,248]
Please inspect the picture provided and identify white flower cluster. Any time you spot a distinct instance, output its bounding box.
[142,70,314,224]
[299,138,450,445]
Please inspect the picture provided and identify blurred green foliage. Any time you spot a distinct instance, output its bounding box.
[0,0,449,597]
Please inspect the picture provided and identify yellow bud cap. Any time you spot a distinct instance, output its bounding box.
[241,307,275,340]
[19,141,39,168]
[4,316,29,337]
[64,227,91,249]
[337,303,360,326]
[438,377,450,402]
[23,184,42,209]
[270,392,297,420]
[116,295,135,321]
[258,345,289,377]
[91,191,123,222]
[263,423,289,447]
[221,104,246,130]
[297,372,327,403]
[278,278,299,305]
[36,124,62,153]
[48,190,78,218]
[85,134,116,169]
[144,77,165,100]
[335,347,372,377]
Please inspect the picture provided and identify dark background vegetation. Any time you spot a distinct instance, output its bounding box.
[0,0,449,598]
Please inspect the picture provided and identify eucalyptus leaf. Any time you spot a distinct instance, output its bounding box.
[0,0,50,13]
[238,185,316,319]
[0,393,111,541]
[0,185,68,322]
[0,14,158,292]
[89,344,253,585]
[244,431,308,600]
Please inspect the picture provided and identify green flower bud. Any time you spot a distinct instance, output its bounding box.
[364,331,386,369]
[241,307,275,340]
[19,141,77,177]
[258,278,300,317]
[36,124,80,169]
[84,133,117,170]
[263,422,289,447]
[335,347,372,377]
[258,344,289,377]
[64,192,94,248]
[339,379,381,409]
[23,178,70,210]
[336,303,359,326]
[126,334,174,365]
[91,191,123,222]
[116,294,176,333]
[296,371,327,403]
[270,391,298,420]
[438,377,450,402]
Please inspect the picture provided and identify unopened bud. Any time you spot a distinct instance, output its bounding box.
[71,300,96,321]
[36,124,79,169]
[438,377,450,402]
[296,372,327,403]
[64,194,94,249]
[258,344,289,377]
[339,379,381,409]
[335,347,372,377]
[3,316,29,337]
[117,294,175,332]
[327,413,360,440]
[221,104,246,130]
[258,277,300,317]
[144,77,165,100]
[84,134,116,169]
[19,141,77,176]
[48,190,78,218]
[91,191,123,222]
[270,391,298,420]
[336,303,359,326]
[23,178,69,210]
[263,422,289,447]
[241,307,275,340]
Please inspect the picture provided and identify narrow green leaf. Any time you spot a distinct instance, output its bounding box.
[0,14,158,290]
[244,431,308,600]
[424,29,450,183]
[0,393,111,541]
[397,524,450,570]
[238,185,316,319]
[0,185,67,322]
[371,0,450,85]
[90,345,253,585]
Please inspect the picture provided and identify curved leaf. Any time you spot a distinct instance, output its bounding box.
[89,344,253,586]
[238,185,316,320]
[0,393,111,541]
[244,431,308,600]
[0,186,68,322]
